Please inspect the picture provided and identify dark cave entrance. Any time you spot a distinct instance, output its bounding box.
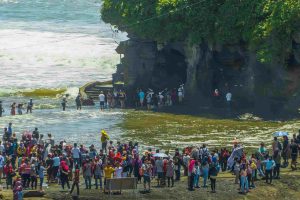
[151,48,187,90]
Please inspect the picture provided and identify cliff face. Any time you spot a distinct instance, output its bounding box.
[114,36,300,116]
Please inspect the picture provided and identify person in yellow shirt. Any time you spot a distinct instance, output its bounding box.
[100,130,109,153]
[103,163,115,187]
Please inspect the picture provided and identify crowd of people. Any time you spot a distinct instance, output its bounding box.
[0,122,299,199]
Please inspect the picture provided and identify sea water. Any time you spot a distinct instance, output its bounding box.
[0,0,126,146]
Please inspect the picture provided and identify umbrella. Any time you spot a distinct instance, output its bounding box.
[153,153,169,158]
[273,131,289,137]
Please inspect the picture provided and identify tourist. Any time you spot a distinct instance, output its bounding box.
[99,91,105,111]
[60,159,70,190]
[106,91,113,109]
[27,98,33,113]
[173,150,181,181]
[0,152,4,184]
[32,128,39,141]
[4,159,14,189]
[264,155,275,184]
[166,159,174,187]
[38,162,45,192]
[10,102,16,115]
[273,150,281,179]
[93,158,103,189]
[233,158,240,184]
[225,91,232,114]
[138,89,145,107]
[282,136,289,167]
[272,137,282,154]
[239,166,248,194]
[100,130,109,154]
[142,159,152,192]
[290,139,299,170]
[20,158,31,189]
[83,159,92,189]
[188,158,195,191]
[119,90,126,109]
[71,143,80,167]
[61,97,67,111]
[70,164,80,196]
[194,161,201,188]
[0,101,4,117]
[155,157,164,187]
[133,155,142,183]
[114,161,123,178]
[30,160,37,190]
[146,93,152,110]
[75,93,82,110]
[103,163,115,188]
[202,158,209,188]
[52,153,60,182]
[17,103,23,115]
[209,162,219,193]
[178,87,183,103]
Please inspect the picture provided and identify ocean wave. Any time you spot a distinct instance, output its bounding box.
[0,88,67,98]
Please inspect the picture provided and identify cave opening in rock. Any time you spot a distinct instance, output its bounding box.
[151,48,187,90]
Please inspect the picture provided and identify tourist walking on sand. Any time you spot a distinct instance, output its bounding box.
[75,93,82,110]
[61,97,67,111]
[70,164,80,196]
[99,91,105,111]
[27,98,33,113]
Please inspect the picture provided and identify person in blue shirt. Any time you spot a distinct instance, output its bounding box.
[138,90,145,107]
[8,122,13,138]
[263,156,275,184]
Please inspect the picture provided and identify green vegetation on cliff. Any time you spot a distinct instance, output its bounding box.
[101,0,300,63]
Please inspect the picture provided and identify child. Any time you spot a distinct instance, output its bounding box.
[70,164,80,196]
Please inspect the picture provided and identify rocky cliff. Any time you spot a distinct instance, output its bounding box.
[113,35,300,116]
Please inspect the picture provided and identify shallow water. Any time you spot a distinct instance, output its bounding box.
[0,0,126,145]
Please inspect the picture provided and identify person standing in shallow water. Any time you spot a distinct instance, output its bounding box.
[0,101,4,117]
[10,102,16,115]
[75,93,82,110]
[99,91,105,111]
[61,97,67,111]
[27,98,33,113]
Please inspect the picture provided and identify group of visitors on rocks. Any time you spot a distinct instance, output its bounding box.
[0,122,299,199]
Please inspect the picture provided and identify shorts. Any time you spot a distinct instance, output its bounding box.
[143,175,150,183]
[157,172,164,179]
[100,101,105,106]
[291,154,297,162]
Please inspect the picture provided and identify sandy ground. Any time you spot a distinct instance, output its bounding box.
[1,166,299,200]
